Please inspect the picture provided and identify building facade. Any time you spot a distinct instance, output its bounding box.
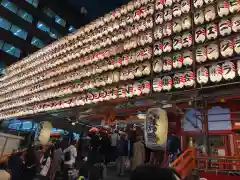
[0,0,81,70]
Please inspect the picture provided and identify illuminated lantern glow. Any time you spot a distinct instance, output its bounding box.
[184,71,194,87]
[209,64,223,82]
[204,6,216,22]
[181,0,191,13]
[234,36,240,54]
[173,35,182,50]
[163,56,173,71]
[163,22,172,37]
[153,58,163,73]
[153,78,163,92]
[173,19,182,33]
[164,8,173,22]
[133,82,142,96]
[154,41,163,56]
[197,67,209,84]
[219,19,232,36]
[163,38,172,52]
[155,11,164,24]
[154,26,163,40]
[222,61,236,80]
[173,73,185,89]
[173,3,182,17]
[162,76,172,91]
[232,15,240,32]
[220,39,234,57]
[207,43,219,60]
[172,53,183,68]
[182,32,192,47]
[183,50,193,66]
[195,27,206,44]
[206,23,218,40]
[181,15,191,30]
[194,10,205,25]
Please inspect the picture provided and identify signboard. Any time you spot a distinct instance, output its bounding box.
[200,173,239,180]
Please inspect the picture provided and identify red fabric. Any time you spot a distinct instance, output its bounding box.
[200,172,239,180]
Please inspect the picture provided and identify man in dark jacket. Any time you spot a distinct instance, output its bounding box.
[8,150,23,180]
[117,133,128,176]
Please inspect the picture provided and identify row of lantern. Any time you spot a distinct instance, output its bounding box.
[196,37,240,63]
[0,80,151,120]
[0,61,151,111]
[154,15,192,38]
[155,0,191,10]
[195,16,240,44]
[194,1,240,20]
[153,71,195,92]
[196,60,239,84]
[3,0,154,79]
[0,47,153,102]
[0,14,154,88]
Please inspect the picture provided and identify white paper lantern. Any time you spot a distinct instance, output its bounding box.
[222,61,236,80]
[195,27,206,44]
[232,15,240,32]
[173,73,185,89]
[184,71,195,87]
[153,58,163,73]
[163,22,172,37]
[237,60,240,76]
[183,50,193,66]
[173,53,183,69]
[197,67,209,84]
[219,19,232,36]
[153,78,163,92]
[163,38,172,52]
[142,62,151,75]
[217,1,230,17]
[173,35,182,50]
[196,46,207,63]
[126,84,134,97]
[207,43,219,60]
[181,0,191,13]
[209,64,223,83]
[154,41,163,55]
[163,56,173,71]
[142,80,151,94]
[220,39,234,57]
[182,32,192,47]
[173,19,182,33]
[173,3,181,17]
[164,8,172,21]
[234,36,240,54]
[155,0,164,10]
[134,65,143,77]
[229,0,240,13]
[204,6,216,22]
[155,11,164,24]
[206,23,218,40]
[133,82,142,96]
[118,85,127,98]
[154,26,163,40]
[181,15,191,30]
[162,76,172,91]
[146,17,153,28]
[165,0,173,7]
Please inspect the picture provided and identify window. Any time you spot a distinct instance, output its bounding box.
[1,0,18,14]
[0,17,11,30]
[55,15,66,27]
[2,43,21,57]
[31,36,45,48]
[37,21,50,33]
[49,29,60,39]
[43,7,56,19]
[17,9,33,23]
[10,25,28,40]
[68,25,76,33]
[25,0,38,7]
[0,40,3,49]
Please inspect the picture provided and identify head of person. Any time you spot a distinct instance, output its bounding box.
[130,165,180,180]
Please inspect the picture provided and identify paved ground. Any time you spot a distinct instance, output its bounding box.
[106,169,129,180]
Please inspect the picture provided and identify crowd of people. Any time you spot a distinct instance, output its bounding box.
[0,128,181,180]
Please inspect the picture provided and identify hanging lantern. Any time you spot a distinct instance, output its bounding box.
[196,46,207,63]
[232,15,240,32]
[164,8,173,22]
[229,0,240,13]
[222,61,236,80]
[173,3,181,17]
[183,50,193,66]
[154,25,163,40]
[155,0,164,10]
[234,36,240,54]
[173,35,182,50]
[204,6,216,22]
[163,56,173,71]
[217,1,230,17]
[197,67,209,84]
[207,43,219,60]
[194,10,205,25]
[172,53,183,68]
[142,61,151,75]
[173,18,182,33]
[133,81,142,96]
[154,41,163,56]
[219,19,232,36]
[182,32,192,47]
[38,121,53,146]
[162,76,172,91]
[206,23,218,40]
[195,27,206,44]
[153,78,163,92]
[163,38,172,52]
[220,39,234,57]
[153,58,163,73]
[142,80,151,94]
[184,71,195,87]
[237,60,240,76]
[181,0,190,13]
[163,22,172,37]
[209,64,223,83]
[173,73,185,89]
[165,0,173,7]
[155,11,164,24]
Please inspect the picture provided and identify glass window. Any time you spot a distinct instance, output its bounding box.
[43,7,55,19]
[1,0,18,14]
[25,0,38,8]
[31,36,45,48]
[55,15,66,27]
[68,25,76,33]
[37,21,50,33]
[10,25,28,40]
[2,43,21,57]
[17,9,33,23]
[0,17,11,30]
[49,29,60,39]
[0,40,3,49]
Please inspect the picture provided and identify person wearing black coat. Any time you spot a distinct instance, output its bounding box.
[116,134,128,176]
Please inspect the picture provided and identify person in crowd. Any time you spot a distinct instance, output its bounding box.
[38,146,53,180]
[110,130,120,162]
[88,132,101,166]
[99,131,111,165]
[62,137,78,180]
[50,142,63,180]
[130,165,181,180]
[21,146,39,180]
[0,162,11,180]
[116,133,128,176]
[7,149,23,180]
[132,136,145,170]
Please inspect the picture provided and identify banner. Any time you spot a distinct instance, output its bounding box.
[200,172,239,180]
[144,108,168,150]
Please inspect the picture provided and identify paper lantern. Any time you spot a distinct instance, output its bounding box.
[173,18,182,33]
[133,82,142,96]
[182,32,192,47]
[155,0,164,10]
[126,83,134,97]
[184,71,195,87]
[209,64,223,83]
[222,61,236,80]
[173,73,185,89]
[219,19,232,36]
[204,6,216,22]
[162,76,172,91]
[154,26,163,40]
[229,0,240,13]
[155,11,164,24]
[173,53,183,69]
[163,22,172,37]
[183,50,193,66]
[38,121,53,146]
[173,35,182,50]
[232,15,240,32]
[154,41,163,55]
[163,56,173,71]
[142,80,151,94]
[153,58,163,73]
[204,0,214,4]
[181,15,191,30]
[163,38,172,52]
[142,61,151,75]
[165,0,173,7]
[181,0,190,13]
[197,67,209,84]
[207,43,219,60]
[237,60,240,76]
[195,27,206,44]
[206,23,218,40]
[220,39,234,57]
[164,8,173,22]
[234,36,240,54]
[146,16,153,28]
[173,3,181,17]
[153,78,163,92]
